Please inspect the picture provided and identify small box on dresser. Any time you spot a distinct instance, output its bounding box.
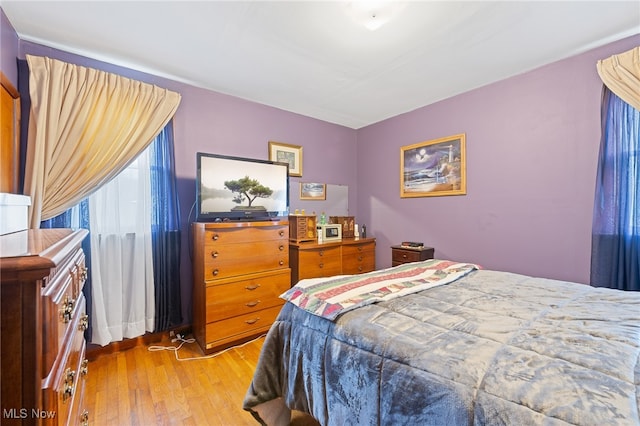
[192,220,291,354]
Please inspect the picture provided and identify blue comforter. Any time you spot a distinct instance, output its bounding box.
[243,267,640,425]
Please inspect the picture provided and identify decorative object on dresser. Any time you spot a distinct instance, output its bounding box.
[191,220,291,354]
[289,214,317,243]
[289,237,376,284]
[1,228,89,426]
[391,244,435,266]
[329,216,355,238]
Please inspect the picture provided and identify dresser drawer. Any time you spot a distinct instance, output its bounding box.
[342,255,375,275]
[205,305,283,349]
[297,246,342,279]
[203,225,287,246]
[42,296,87,426]
[206,269,290,322]
[203,240,288,280]
[41,269,76,375]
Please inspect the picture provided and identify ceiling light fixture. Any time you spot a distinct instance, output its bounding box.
[345,1,406,31]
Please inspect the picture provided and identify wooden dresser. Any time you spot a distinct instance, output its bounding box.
[192,221,290,354]
[289,237,376,284]
[1,228,89,426]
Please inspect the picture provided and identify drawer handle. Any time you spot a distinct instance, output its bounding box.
[80,266,88,281]
[279,260,284,266]
[212,269,219,276]
[358,246,363,252]
[319,251,324,257]
[357,256,363,261]
[402,254,408,259]
[80,411,89,426]
[245,317,260,325]
[279,245,284,251]
[212,233,219,241]
[319,263,324,268]
[63,368,75,402]
[245,284,260,291]
[211,251,219,258]
[79,314,89,331]
[279,230,285,237]
[80,359,89,376]
[245,300,261,308]
[59,296,76,324]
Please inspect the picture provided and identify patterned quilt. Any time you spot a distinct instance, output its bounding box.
[244,263,640,425]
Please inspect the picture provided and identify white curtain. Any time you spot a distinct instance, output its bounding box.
[89,148,155,346]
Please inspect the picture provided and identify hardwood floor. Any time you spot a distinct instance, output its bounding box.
[85,333,268,425]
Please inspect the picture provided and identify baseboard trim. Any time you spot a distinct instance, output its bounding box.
[86,325,192,360]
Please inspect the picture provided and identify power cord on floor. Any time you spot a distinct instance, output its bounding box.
[147,333,266,361]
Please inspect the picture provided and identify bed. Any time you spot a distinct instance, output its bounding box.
[243,259,640,425]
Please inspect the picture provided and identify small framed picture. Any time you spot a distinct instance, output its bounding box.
[268,141,302,177]
[300,182,326,200]
[400,133,466,198]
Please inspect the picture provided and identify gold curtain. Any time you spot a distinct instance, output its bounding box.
[24,55,182,227]
[596,46,640,111]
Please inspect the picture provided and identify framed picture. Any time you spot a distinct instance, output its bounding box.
[300,182,326,200]
[268,141,302,177]
[400,133,466,198]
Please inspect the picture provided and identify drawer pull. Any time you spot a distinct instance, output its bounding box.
[319,263,324,268]
[211,251,219,258]
[402,254,408,259]
[358,246,363,252]
[279,230,285,237]
[212,269,219,276]
[245,317,260,325]
[245,284,260,291]
[80,358,89,376]
[59,296,76,324]
[212,233,219,241]
[319,251,324,257]
[80,266,88,281]
[279,260,284,266]
[80,411,89,426]
[357,256,363,261]
[79,314,89,331]
[63,368,75,402]
[245,300,260,308]
[279,245,284,251]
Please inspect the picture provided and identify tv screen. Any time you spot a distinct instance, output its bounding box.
[196,153,289,222]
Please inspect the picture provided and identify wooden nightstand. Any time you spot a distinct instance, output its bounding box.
[391,245,434,266]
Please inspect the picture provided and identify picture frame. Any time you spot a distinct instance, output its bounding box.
[268,141,302,177]
[400,133,466,198]
[300,182,326,200]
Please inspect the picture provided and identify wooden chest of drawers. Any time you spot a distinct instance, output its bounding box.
[289,237,376,284]
[391,245,435,266]
[192,221,290,353]
[1,229,89,426]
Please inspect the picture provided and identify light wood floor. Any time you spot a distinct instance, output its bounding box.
[85,334,269,425]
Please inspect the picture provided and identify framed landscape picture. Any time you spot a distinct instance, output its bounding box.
[400,133,466,197]
[300,182,326,200]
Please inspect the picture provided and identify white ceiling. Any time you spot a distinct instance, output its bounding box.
[1,1,639,129]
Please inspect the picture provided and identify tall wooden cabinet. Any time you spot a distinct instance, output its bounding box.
[192,221,290,354]
[289,237,376,284]
[1,228,89,426]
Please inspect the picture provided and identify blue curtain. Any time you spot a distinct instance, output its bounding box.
[149,120,183,330]
[591,87,640,291]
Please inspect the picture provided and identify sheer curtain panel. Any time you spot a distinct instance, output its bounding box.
[23,55,181,227]
[89,149,155,345]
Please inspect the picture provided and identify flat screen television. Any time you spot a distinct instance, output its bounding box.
[196,152,289,222]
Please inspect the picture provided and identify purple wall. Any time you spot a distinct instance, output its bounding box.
[1,9,19,86]
[2,5,637,322]
[356,34,640,284]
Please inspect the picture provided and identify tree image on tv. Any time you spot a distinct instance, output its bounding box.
[224,176,272,211]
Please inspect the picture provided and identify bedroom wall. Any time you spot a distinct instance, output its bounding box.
[1,9,18,89]
[356,34,640,285]
[0,8,358,325]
